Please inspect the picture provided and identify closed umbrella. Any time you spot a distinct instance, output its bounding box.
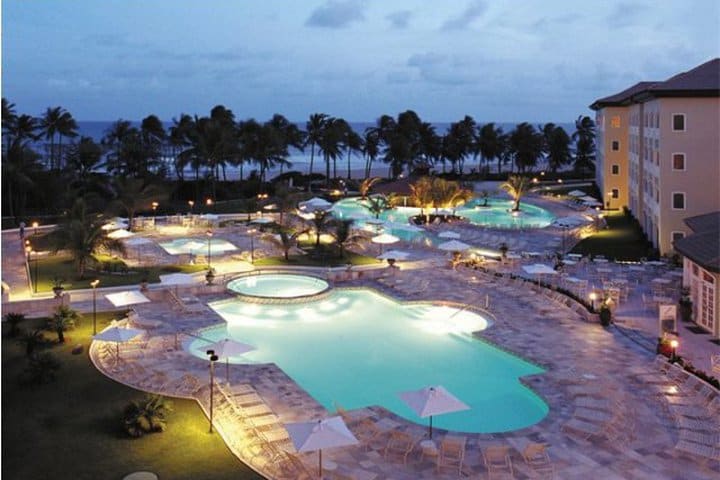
[201,338,256,383]
[398,385,470,438]
[93,326,144,359]
[286,416,359,477]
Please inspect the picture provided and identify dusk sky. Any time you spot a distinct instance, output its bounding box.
[3,0,718,123]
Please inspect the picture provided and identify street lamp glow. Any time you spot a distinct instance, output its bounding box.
[90,279,100,335]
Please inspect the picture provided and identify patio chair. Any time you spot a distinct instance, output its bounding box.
[436,435,466,475]
[521,443,555,479]
[482,445,514,479]
[383,431,416,464]
[353,418,387,450]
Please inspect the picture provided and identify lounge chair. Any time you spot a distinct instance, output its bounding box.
[353,418,387,450]
[383,431,416,464]
[436,435,466,475]
[482,445,514,479]
[561,418,605,441]
[674,440,720,461]
[277,451,315,480]
[521,443,555,479]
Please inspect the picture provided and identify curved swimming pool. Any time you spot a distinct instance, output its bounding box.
[158,237,238,256]
[188,288,548,434]
[227,274,330,299]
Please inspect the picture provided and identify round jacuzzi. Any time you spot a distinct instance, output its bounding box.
[227,274,331,303]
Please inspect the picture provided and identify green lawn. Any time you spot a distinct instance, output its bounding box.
[570,211,655,261]
[2,312,264,480]
[28,255,207,293]
[255,251,381,267]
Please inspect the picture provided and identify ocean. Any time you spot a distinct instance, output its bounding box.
[63,120,578,179]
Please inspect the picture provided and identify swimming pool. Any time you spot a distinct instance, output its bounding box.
[331,197,554,233]
[190,287,548,433]
[158,237,238,256]
[227,274,330,300]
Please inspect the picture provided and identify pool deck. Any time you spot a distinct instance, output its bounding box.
[3,196,720,479]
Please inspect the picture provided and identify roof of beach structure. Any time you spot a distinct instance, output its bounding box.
[674,211,720,273]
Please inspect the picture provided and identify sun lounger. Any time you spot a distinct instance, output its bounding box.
[562,418,606,440]
[482,445,514,479]
[436,435,466,475]
[383,431,416,465]
[352,418,388,450]
[675,440,720,461]
[521,443,555,479]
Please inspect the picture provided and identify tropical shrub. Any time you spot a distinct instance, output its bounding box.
[123,395,173,438]
[18,328,46,357]
[19,352,61,385]
[4,312,26,337]
[47,305,81,343]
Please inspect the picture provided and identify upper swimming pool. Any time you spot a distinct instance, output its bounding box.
[189,286,548,433]
[158,237,238,256]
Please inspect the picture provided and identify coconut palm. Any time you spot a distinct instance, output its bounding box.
[477,123,505,174]
[362,128,380,179]
[109,177,167,231]
[18,328,45,358]
[362,195,392,219]
[272,183,301,224]
[2,97,17,137]
[330,219,366,258]
[317,117,344,186]
[500,175,532,212]
[305,209,334,248]
[50,198,126,278]
[358,176,381,200]
[508,123,543,173]
[47,305,81,344]
[123,395,173,438]
[4,312,26,337]
[21,352,61,385]
[305,113,328,190]
[542,124,572,173]
[262,225,307,261]
[336,119,362,179]
[409,176,434,223]
[40,106,78,170]
[573,115,596,175]
[2,139,41,218]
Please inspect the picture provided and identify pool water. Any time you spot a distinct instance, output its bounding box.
[331,197,554,236]
[191,288,548,433]
[158,237,238,256]
[227,274,329,298]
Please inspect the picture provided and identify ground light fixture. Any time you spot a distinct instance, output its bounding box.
[151,201,159,226]
[90,279,100,335]
[248,228,257,264]
[589,292,597,311]
[188,200,194,213]
[206,230,213,269]
[670,339,679,361]
[206,349,219,433]
[32,221,39,236]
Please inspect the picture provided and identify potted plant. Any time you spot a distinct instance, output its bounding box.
[139,270,149,292]
[599,303,612,327]
[678,288,693,322]
[205,268,216,286]
[499,242,509,260]
[52,277,66,298]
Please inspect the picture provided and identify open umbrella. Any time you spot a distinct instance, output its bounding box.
[286,416,359,477]
[201,338,256,383]
[101,217,129,231]
[377,249,411,260]
[371,233,400,255]
[299,197,333,211]
[105,290,151,308]
[108,228,134,239]
[567,190,586,197]
[250,217,274,224]
[438,231,461,239]
[522,264,558,275]
[93,326,144,359]
[437,240,471,252]
[398,385,470,438]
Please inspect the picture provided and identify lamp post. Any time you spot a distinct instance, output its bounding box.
[561,225,568,253]
[589,292,597,312]
[206,349,219,433]
[32,221,39,237]
[205,198,213,212]
[151,201,159,227]
[25,245,35,294]
[90,279,100,335]
[248,228,257,264]
[670,339,679,362]
[206,230,213,270]
[188,200,194,214]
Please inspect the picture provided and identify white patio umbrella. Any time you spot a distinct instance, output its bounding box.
[105,290,151,308]
[567,190,586,197]
[522,264,558,275]
[299,197,333,211]
[200,213,220,220]
[437,240,471,252]
[580,195,600,203]
[583,199,603,207]
[93,326,145,359]
[371,233,400,254]
[286,416,359,477]
[101,217,129,231]
[201,338,256,383]
[107,228,134,239]
[159,273,197,285]
[438,231,462,239]
[250,217,274,224]
[398,385,470,438]
[377,249,411,260]
[124,237,154,246]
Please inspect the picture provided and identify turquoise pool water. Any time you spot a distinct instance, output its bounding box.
[158,237,238,256]
[227,274,329,298]
[191,287,548,433]
[331,197,554,236]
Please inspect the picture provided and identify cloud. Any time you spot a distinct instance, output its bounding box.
[605,2,645,28]
[441,0,486,31]
[407,52,481,86]
[305,0,366,29]
[530,13,582,31]
[386,70,411,84]
[386,10,412,29]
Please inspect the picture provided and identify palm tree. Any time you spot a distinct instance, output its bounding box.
[477,123,505,174]
[7,114,40,143]
[409,177,434,223]
[50,198,125,278]
[269,113,304,176]
[139,114,166,174]
[63,137,105,197]
[168,113,195,180]
[500,175,532,212]
[47,305,81,344]
[358,176,381,200]
[573,115,596,175]
[262,225,307,261]
[362,195,392,219]
[4,312,26,337]
[362,128,380,179]
[102,120,137,176]
[2,139,41,218]
[272,183,301,224]
[306,209,334,248]
[305,113,328,191]
[317,117,344,186]
[330,219,366,258]
[508,123,543,173]
[123,395,173,437]
[40,106,78,170]
[543,124,572,173]
[335,119,362,179]
[21,352,61,384]
[18,328,45,358]
[2,97,17,137]
[109,177,167,231]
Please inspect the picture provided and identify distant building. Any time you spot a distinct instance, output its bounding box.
[675,212,719,340]
[590,58,720,255]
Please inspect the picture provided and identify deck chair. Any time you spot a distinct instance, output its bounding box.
[436,435,466,475]
[521,443,555,479]
[482,445,514,479]
[353,418,387,451]
[383,431,416,464]
[277,451,315,480]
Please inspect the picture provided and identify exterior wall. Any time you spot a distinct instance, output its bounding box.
[684,257,719,340]
[657,97,720,254]
[595,106,630,210]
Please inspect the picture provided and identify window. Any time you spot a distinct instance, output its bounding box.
[611,140,620,151]
[672,192,685,210]
[672,114,685,131]
[672,231,685,245]
[611,189,619,199]
[672,153,685,171]
[611,164,620,175]
[611,116,621,128]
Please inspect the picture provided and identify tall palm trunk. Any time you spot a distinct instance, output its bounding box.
[347,147,352,179]
[307,144,315,192]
